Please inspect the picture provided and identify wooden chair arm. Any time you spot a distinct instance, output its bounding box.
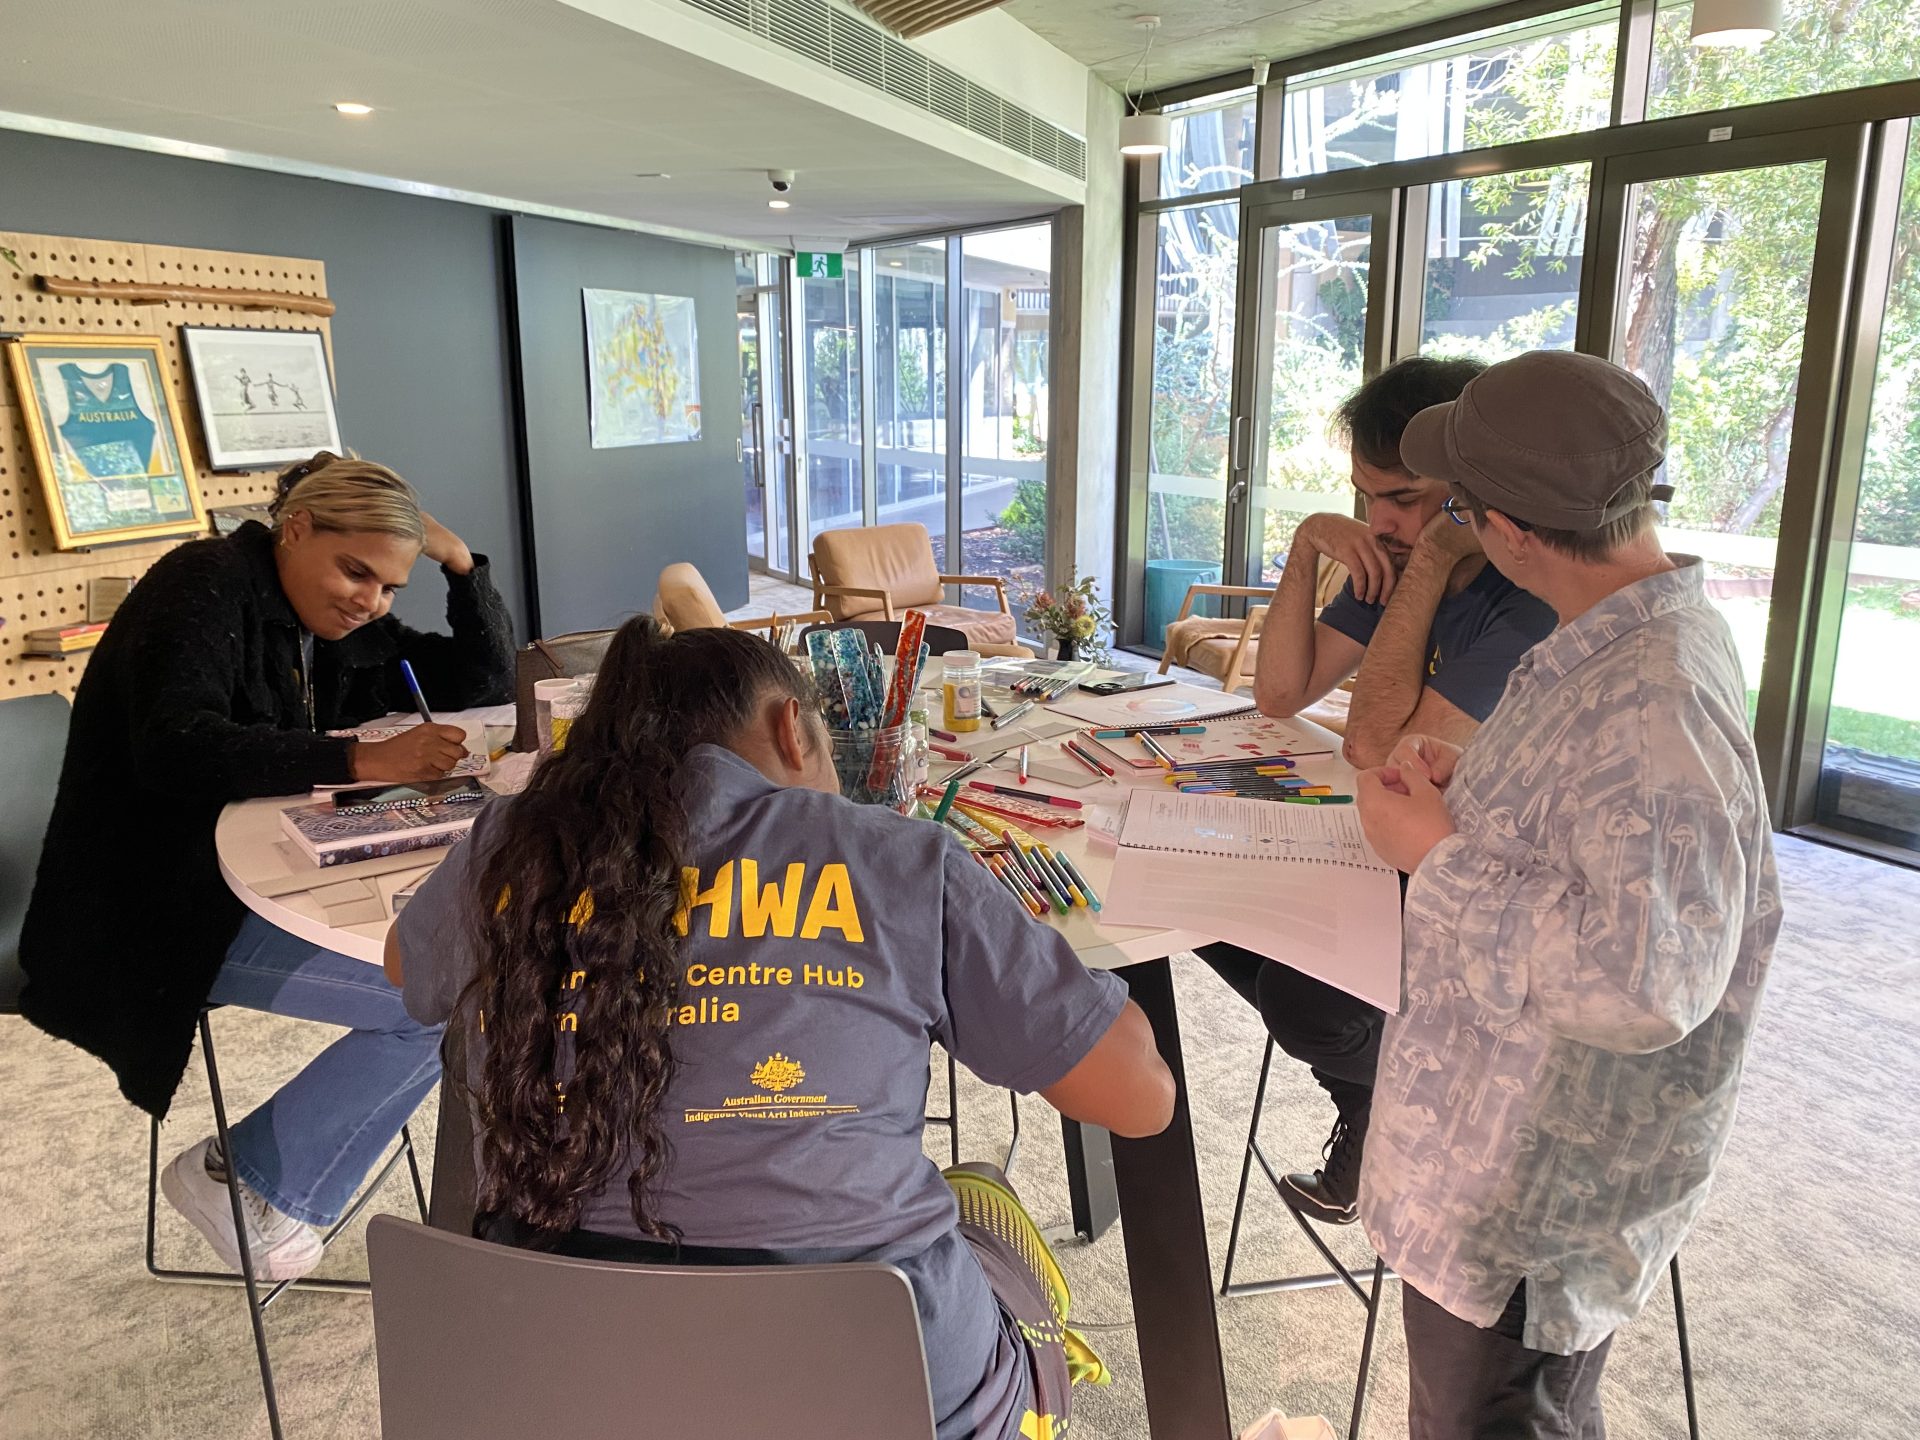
[938,574,1010,613]
[1181,584,1275,601]
[727,616,780,633]
[813,584,897,621]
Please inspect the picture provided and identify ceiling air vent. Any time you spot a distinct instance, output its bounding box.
[677,0,1085,181]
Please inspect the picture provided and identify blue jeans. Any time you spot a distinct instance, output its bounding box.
[207,912,444,1226]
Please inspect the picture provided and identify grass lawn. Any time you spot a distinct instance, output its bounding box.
[1716,596,1920,764]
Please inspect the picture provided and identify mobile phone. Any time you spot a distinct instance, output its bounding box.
[1077,674,1175,696]
[331,776,487,813]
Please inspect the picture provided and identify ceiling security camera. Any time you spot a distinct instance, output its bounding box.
[768,169,796,193]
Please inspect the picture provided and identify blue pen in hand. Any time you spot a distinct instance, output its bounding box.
[399,658,435,724]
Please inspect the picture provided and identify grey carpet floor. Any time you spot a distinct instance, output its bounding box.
[3,833,1916,1438]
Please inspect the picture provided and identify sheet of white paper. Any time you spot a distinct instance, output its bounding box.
[1105,847,1404,1012]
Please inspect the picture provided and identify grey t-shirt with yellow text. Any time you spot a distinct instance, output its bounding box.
[397,744,1126,1440]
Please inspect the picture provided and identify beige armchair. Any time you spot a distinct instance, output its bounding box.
[1155,557,1354,734]
[652,562,828,645]
[807,523,1034,659]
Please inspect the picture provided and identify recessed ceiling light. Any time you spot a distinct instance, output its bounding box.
[768,199,791,210]
[333,102,374,116]
[888,260,904,267]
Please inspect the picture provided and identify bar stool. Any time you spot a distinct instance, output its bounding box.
[926,1052,1023,1174]
[145,1006,429,1440]
[1219,1038,1703,1440]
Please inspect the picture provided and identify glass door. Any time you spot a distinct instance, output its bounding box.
[1230,192,1395,590]
[739,299,767,569]
[738,255,795,577]
[1811,121,1920,858]
[1586,127,1868,807]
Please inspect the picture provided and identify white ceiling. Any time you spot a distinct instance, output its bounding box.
[0,0,1078,251]
[1000,0,1505,90]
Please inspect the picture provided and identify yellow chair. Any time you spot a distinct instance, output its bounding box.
[652,562,829,643]
[807,523,1034,660]
[1156,558,1353,735]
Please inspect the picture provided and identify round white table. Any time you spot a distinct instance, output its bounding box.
[213,679,1356,1440]
[213,706,525,965]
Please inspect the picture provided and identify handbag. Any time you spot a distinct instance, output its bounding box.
[512,630,615,751]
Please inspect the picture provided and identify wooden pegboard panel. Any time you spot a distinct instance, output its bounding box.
[0,230,331,699]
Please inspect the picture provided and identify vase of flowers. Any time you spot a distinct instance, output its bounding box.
[1024,575,1112,664]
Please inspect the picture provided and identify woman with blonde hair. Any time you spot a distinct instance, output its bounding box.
[20,450,515,1281]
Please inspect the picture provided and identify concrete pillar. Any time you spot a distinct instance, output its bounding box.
[1048,76,1126,613]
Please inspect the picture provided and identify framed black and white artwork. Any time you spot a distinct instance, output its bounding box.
[179,326,344,471]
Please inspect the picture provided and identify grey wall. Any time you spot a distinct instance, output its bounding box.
[0,129,528,636]
[507,215,746,636]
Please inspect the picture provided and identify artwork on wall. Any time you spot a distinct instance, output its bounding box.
[179,326,344,470]
[3,333,207,549]
[582,288,702,448]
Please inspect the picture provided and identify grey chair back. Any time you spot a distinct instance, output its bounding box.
[366,1216,937,1440]
[800,619,972,657]
[0,693,71,1014]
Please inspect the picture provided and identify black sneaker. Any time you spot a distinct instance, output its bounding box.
[1280,1110,1367,1225]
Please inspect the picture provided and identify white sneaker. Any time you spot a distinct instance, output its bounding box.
[160,1137,325,1281]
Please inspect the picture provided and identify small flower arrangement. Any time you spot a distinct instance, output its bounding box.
[1024,575,1112,662]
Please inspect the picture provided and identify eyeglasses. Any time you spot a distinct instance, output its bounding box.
[1442,493,1533,532]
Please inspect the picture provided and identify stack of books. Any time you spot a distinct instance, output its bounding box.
[21,622,109,658]
[279,791,493,867]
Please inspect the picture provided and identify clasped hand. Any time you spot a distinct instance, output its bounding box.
[1356,734,1463,875]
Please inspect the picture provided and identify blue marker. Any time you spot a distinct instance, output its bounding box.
[399,658,435,725]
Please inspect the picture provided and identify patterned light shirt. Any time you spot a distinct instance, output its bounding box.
[1360,557,1781,1354]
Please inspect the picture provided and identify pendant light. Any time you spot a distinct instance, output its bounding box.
[1119,15,1169,158]
[1689,0,1781,47]
[1120,113,1172,156]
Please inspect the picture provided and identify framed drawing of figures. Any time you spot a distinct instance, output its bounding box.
[3,333,207,550]
[179,325,344,471]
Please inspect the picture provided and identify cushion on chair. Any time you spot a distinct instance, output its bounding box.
[811,524,945,620]
[920,604,1018,649]
[1183,636,1260,688]
[1162,615,1252,669]
[653,562,730,631]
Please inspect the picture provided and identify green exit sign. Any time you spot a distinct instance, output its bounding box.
[796,251,844,279]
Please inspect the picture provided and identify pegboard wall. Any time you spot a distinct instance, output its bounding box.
[0,230,331,699]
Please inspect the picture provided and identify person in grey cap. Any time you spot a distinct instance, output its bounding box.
[1352,350,1781,1439]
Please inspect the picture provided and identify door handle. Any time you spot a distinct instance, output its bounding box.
[1230,414,1250,473]
[1228,479,1248,505]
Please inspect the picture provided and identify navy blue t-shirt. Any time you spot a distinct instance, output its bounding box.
[1317,562,1556,720]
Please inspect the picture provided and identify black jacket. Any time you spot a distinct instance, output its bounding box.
[19,521,515,1116]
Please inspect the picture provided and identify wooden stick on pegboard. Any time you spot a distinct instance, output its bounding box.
[34,274,337,317]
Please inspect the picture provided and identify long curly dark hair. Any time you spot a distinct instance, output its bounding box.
[449,615,818,1241]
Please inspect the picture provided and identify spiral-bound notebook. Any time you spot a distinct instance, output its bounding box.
[1104,790,1404,1011]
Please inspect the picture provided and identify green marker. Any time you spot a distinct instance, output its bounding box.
[932,777,962,823]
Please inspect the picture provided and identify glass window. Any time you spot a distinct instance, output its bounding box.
[1816,129,1920,855]
[1281,3,1616,178]
[1613,160,1827,722]
[874,242,949,569]
[1159,90,1257,199]
[1419,163,1589,361]
[1143,202,1239,644]
[799,256,862,550]
[1250,214,1375,587]
[960,226,1051,611]
[1649,0,1920,120]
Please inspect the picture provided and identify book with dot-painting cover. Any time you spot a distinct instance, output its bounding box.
[278,791,491,868]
